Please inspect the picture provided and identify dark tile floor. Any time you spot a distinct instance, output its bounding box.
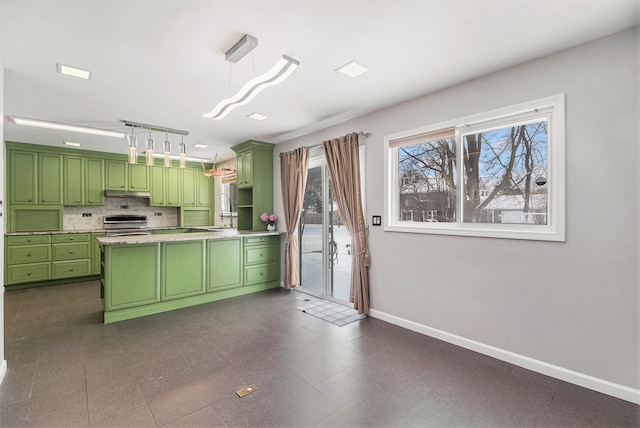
[1,281,638,427]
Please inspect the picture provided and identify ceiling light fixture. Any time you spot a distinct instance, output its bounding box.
[203,54,300,120]
[11,116,126,138]
[202,152,236,177]
[56,63,92,80]
[336,60,369,78]
[145,131,155,166]
[193,144,208,149]
[179,136,186,168]
[63,141,81,147]
[225,34,258,63]
[123,120,188,166]
[247,113,268,121]
[163,133,172,167]
[127,128,137,164]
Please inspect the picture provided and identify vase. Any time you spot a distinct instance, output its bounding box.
[267,224,276,232]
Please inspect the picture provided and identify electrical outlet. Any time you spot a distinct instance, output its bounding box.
[82,213,92,217]
[120,205,129,209]
[154,212,162,216]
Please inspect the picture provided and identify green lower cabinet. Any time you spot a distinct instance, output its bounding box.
[51,242,90,261]
[7,263,51,284]
[104,243,160,310]
[207,238,243,292]
[7,244,51,265]
[91,232,105,275]
[244,263,278,286]
[161,241,205,300]
[52,259,91,279]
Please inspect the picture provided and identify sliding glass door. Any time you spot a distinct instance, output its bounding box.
[299,158,352,301]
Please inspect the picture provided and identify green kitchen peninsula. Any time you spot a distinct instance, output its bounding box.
[98,230,281,323]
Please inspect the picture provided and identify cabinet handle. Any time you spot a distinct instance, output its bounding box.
[70,238,74,241]
[27,253,31,257]
[26,239,31,242]
[88,200,93,203]
[28,199,32,202]
[76,200,81,203]
[42,199,46,202]
[69,268,74,272]
[27,272,32,276]
[260,253,263,257]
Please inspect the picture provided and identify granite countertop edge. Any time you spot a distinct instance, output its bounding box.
[96,230,283,245]
[5,227,237,237]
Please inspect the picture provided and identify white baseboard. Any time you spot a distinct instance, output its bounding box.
[368,308,640,405]
[0,360,6,385]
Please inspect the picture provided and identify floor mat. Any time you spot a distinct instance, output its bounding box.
[296,298,366,326]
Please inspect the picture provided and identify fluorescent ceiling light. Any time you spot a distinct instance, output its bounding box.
[193,144,208,148]
[203,54,300,120]
[10,116,126,138]
[336,60,369,78]
[63,141,81,147]
[57,63,92,80]
[247,113,268,121]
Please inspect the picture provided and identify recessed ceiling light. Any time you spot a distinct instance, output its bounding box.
[336,60,369,78]
[57,63,92,80]
[63,141,81,147]
[10,116,126,138]
[193,144,208,149]
[247,113,269,121]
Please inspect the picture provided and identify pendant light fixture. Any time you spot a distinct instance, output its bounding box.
[127,128,137,164]
[164,133,172,167]
[179,136,186,168]
[145,131,155,166]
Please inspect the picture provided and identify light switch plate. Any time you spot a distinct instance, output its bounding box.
[236,384,257,397]
[372,215,381,226]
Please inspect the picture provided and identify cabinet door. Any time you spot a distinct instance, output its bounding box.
[165,167,180,206]
[161,241,205,300]
[64,155,84,205]
[237,151,253,188]
[10,151,37,204]
[129,164,150,191]
[39,153,63,204]
[197,171,212,207]
[85,158,104,205]
[105,160,127,190]
[180,168,197,206]
[208,238,242,291]
[104,244,160,310]
[150,166,165,206]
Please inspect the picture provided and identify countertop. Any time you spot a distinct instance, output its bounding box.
[97,230,283,245]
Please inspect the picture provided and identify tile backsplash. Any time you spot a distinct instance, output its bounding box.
[63,197,179,230]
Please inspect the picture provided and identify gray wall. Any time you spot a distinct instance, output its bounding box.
[273,28,639,391]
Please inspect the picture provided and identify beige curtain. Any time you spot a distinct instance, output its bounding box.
[279,147,309,289]
[323,133,369,314]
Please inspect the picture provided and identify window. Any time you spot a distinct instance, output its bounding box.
[220,181,237,216]
[385,94,565,241]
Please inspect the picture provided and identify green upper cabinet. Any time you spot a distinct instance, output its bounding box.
[10,151,37,204]
[236,150,253,188]
[231,141,274,231]
[165,167,180,206]
[105,160,149,191]
[105,159,127,190]
[64,156,104,206]
[38,153,63,205]
[197,170,212,207]
[9,150,63,205]
[150,165,166,206]
[63,155,84,205]
[85,158,105,205]
[180,168,197,206]
[129,163,150,191]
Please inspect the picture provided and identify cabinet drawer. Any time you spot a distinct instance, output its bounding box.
[244,235,279,246]
[244,262,278,285]
[7,235,51,245]
[7,244,51,265]
[244,244,278,265]
[7,263,51,284]
[52,233,90,243]
[52,243,90,261]
[52,259,91,279]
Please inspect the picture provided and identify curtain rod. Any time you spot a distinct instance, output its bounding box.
[306,131,371,150]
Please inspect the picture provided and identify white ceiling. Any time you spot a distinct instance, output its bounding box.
[2,0,638,161]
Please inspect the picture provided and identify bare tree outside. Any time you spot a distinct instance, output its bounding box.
[398,120,548,224]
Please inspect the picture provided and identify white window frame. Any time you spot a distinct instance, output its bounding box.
[384,94,565,241]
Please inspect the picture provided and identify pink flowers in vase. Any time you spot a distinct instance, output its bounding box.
[260,213,277,227]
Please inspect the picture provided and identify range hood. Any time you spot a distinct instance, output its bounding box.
[104,190,151,199]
